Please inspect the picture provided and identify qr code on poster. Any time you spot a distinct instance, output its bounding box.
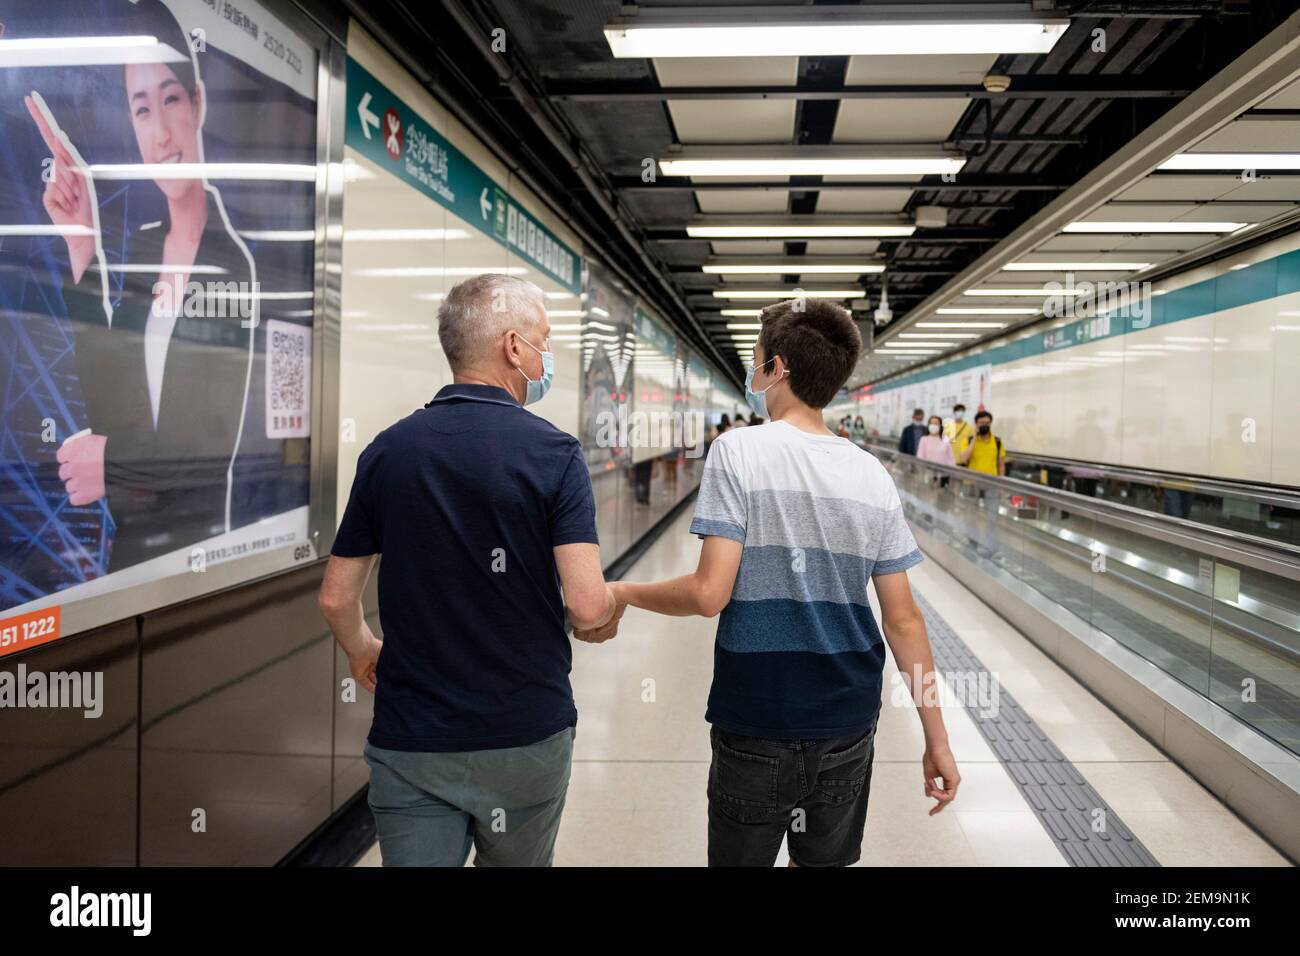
[265,319,312,439]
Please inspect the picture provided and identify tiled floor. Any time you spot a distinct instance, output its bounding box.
[356,508,1290,867]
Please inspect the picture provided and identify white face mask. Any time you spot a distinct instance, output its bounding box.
[929,423,941,435]
[954,411,965,422]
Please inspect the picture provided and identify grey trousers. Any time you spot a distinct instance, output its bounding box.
[364,726,574,867]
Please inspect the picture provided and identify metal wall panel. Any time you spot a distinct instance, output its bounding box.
[0,622,138,866]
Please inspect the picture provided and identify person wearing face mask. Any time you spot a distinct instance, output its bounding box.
[947,404,974,465]
[320,275,624,867]
[898,408,927,456]
[609,298,960,867]
[958,410,1006,477]
[916,415,955,467]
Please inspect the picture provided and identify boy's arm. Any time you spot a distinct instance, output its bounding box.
[612,536,742,618]
[874,570,961,814]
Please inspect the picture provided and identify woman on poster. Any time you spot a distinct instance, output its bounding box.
[26,0,256,571]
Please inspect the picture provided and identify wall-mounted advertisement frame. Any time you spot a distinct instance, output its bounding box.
[0,0,345,648]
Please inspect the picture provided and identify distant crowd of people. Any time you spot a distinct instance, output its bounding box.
[716,411,764,434]
[896,404,1006,477]
[830,404,1006,477]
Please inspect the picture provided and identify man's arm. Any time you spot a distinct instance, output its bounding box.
[874,570,961,814]
[319,554,382,693]
[612,535,742,618]
[554,542,618,634]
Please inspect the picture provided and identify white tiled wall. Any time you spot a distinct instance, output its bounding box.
[862,234,1300,486]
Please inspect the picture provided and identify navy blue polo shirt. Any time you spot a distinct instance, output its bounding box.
[331,383,598,752]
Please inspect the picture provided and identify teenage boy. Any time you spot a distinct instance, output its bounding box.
[611,299,960,867]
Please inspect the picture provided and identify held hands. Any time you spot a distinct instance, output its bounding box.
[922,743,961,815]
[572,584,627,644]
[24,93,97,284]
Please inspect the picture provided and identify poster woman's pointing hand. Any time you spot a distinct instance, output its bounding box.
[25,92,97,285]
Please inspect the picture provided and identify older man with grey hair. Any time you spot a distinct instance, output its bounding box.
[320,273,623,867]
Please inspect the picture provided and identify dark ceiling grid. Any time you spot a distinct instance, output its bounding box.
[336,0,1300,383]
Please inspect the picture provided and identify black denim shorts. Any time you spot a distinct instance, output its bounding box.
[706,722,878,867]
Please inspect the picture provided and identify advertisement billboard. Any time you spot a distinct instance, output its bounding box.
[0,0,322,644]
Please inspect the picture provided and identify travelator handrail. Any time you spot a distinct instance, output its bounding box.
[870,434,1300,511]
[861,440,1300,585]
[998,448,1300,513]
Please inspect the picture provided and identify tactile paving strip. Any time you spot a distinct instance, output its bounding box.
[913,591,1161,867]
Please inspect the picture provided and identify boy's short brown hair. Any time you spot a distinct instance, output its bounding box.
[757,299,862,409]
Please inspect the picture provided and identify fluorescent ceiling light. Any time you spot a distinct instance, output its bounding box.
[688,223,915,239]
[1062,220,1245,234]
[898,332,979,339]
[937,307,1039,315]
[883,342,945,349]
[703,262,885,275]
[604,18,1069,59]
[663,157,964,177]
[90,162,316,182]
[240,229,315,242]
[343,228,470,241]
[726,323,763,330]
[917,321,1006,329]
[713,289,866,299]
[965,287,1081,297]
[0,224,95,237]
[1003,261,1151,271]
[0,35,188,68]
[720,308,764,317]
[359,267,528,277]
[106,263,226,275]
[1159,152,1300,171]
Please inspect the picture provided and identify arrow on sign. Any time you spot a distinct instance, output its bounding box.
[357,91,379,140]
[480,188,493,220]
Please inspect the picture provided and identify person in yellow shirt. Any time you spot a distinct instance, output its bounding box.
[958,410,1005,476]
[946,403,975,465]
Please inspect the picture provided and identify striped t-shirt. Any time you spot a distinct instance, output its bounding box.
[690,419,922,739]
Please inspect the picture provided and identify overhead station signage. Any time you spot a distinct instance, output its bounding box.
[345,58,582,293]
